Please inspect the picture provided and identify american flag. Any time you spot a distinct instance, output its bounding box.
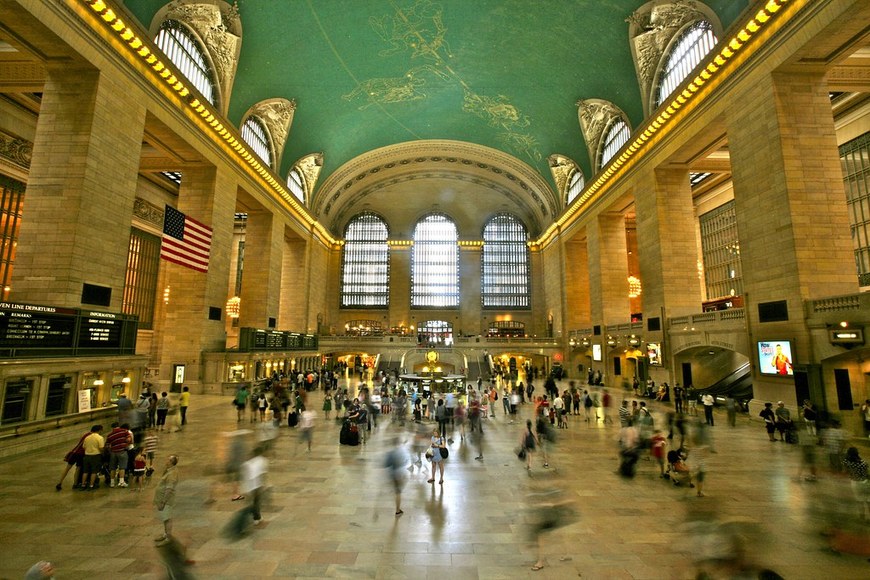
[161,205,212,273]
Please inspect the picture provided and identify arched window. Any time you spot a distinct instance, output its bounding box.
[482,214,530,308]
[566,170,585,205]
[241,116,272,168]
[286,168,305,204]
[412,214,459,308]
[654,20,717,108]
[154,20,217,107]
[599,118,630,169]
[341,213,390,308]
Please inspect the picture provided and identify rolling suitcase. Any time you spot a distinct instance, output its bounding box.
[340,420,360,446]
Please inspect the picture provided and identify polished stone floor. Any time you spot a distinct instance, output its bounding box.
[1,385,869,579]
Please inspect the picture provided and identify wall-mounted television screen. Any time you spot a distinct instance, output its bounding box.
[647,342,662,366]
[592,344,602,362]
[757,340,794,376]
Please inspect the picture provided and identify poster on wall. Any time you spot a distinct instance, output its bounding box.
[647,342,662,366]
[757,340,794,376]
[592,344,602,362]
[78,389,92,413]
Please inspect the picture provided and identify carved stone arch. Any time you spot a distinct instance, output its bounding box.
[576,99,630,173]
[627,1,723,117]
[288,152,324,206]
[548,154,582,208]
[150,1,242,117]
[241,98,296,171]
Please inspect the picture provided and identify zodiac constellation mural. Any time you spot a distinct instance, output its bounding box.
[342,0,542,164]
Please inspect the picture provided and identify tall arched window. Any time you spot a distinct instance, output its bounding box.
[412,214,459,308]
[286,169,305,204]
[241,116,272,168]
[154,20,217,107]
[599,118,630,169]
[566,170,585,205]
[482,214,530,308]
[341,213,390,308]
[654,20,717,108]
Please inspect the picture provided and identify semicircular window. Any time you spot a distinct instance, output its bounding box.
[654,20,717,109]
[341,213,390,308]
[155,19,217,107]
[566,170,585,205]
[241,116,272,168]
[599,118,630,170]
[286,169,305,204]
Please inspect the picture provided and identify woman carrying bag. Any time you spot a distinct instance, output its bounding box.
[427,427,447,484]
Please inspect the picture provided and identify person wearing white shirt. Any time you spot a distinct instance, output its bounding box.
[701,393,715,426]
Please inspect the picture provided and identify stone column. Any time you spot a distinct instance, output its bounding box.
[587,213,631,325]
[458,244,481,338]
[238,208,283,329]
[279,235,307,330]
[728,70,857,407]
[388,243,411,331]
[151,166,236,391]
[635,167,703,318]
[564,238,591,328]
[12,65,144,308]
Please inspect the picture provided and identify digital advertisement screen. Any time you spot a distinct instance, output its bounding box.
[647,342,662,366]
[592,344,602,362]
[757,340,794,376]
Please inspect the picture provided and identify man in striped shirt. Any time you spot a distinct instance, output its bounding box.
[618,400,632,428]
[107,422,133,488]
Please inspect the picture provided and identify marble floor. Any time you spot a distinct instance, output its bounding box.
[1,388,868,579]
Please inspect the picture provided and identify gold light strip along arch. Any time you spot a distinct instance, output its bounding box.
[74,0,337,247]
[536,0,795,249]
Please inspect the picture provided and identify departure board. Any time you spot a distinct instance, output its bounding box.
[0,302,137,357]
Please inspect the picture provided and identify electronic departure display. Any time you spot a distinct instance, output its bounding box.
[0,302,137,357]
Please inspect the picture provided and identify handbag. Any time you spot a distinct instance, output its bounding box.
[516,447,526,461]
[425,448,434,460]
[440,446,449,460]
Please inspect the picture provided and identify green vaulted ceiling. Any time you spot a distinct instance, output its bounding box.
[126,0,748,197]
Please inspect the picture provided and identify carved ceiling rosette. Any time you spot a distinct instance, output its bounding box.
[627,1,704,115]
[576,99,623,170]
[165,1,242,115]
[247,98,296,170]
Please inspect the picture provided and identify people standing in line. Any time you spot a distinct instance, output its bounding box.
[427,428,446,484]
[80,424,105,491]
[132,448,147,491]
[106,421,132,488]
[178,386,190,428]
[153,454,179,546]
[759,403,777,442]
[56,429,90,491]
[701,392,715,426]
[143,427,159,470]
[156,392,171,431]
